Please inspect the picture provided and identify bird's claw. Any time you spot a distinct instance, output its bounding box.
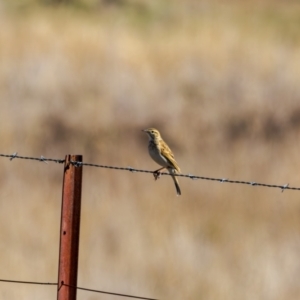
[153,171,161,181]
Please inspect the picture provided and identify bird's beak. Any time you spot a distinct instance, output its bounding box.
[142,129,146,132]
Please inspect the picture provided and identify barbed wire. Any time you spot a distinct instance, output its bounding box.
[0,279,158,300]
[0,153,64,164]
[1,152,299,192]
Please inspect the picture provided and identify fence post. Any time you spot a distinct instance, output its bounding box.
[57,155,83,300]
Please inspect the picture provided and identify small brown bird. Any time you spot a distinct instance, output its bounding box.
[142,128,181,196]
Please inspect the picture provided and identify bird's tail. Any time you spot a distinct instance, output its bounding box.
[168,168,181,196]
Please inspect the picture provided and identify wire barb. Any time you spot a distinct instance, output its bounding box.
[9,152,18,161]
[281,183,289,193]
[126,166,136,172]
[40,156,48,164]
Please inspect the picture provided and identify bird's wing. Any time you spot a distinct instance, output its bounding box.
[161,140,181,173]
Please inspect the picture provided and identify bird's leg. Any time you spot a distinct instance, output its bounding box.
[153,167,165,180]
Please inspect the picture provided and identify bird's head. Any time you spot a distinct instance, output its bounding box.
[142,128,161,141]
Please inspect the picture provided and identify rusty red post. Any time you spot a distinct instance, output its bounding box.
[57,155,83,300]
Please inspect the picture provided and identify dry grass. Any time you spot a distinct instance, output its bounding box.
[1,1,300,299]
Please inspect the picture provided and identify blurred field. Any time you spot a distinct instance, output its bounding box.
[1,1,300,299]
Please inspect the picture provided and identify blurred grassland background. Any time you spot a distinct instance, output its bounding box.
[1,0,300,299]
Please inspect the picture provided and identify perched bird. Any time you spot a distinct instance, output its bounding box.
[142,128,181,196]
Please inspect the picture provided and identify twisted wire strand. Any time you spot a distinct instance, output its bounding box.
[71,161,296,192]
[0,152,298,191]
[0,153,64,164]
